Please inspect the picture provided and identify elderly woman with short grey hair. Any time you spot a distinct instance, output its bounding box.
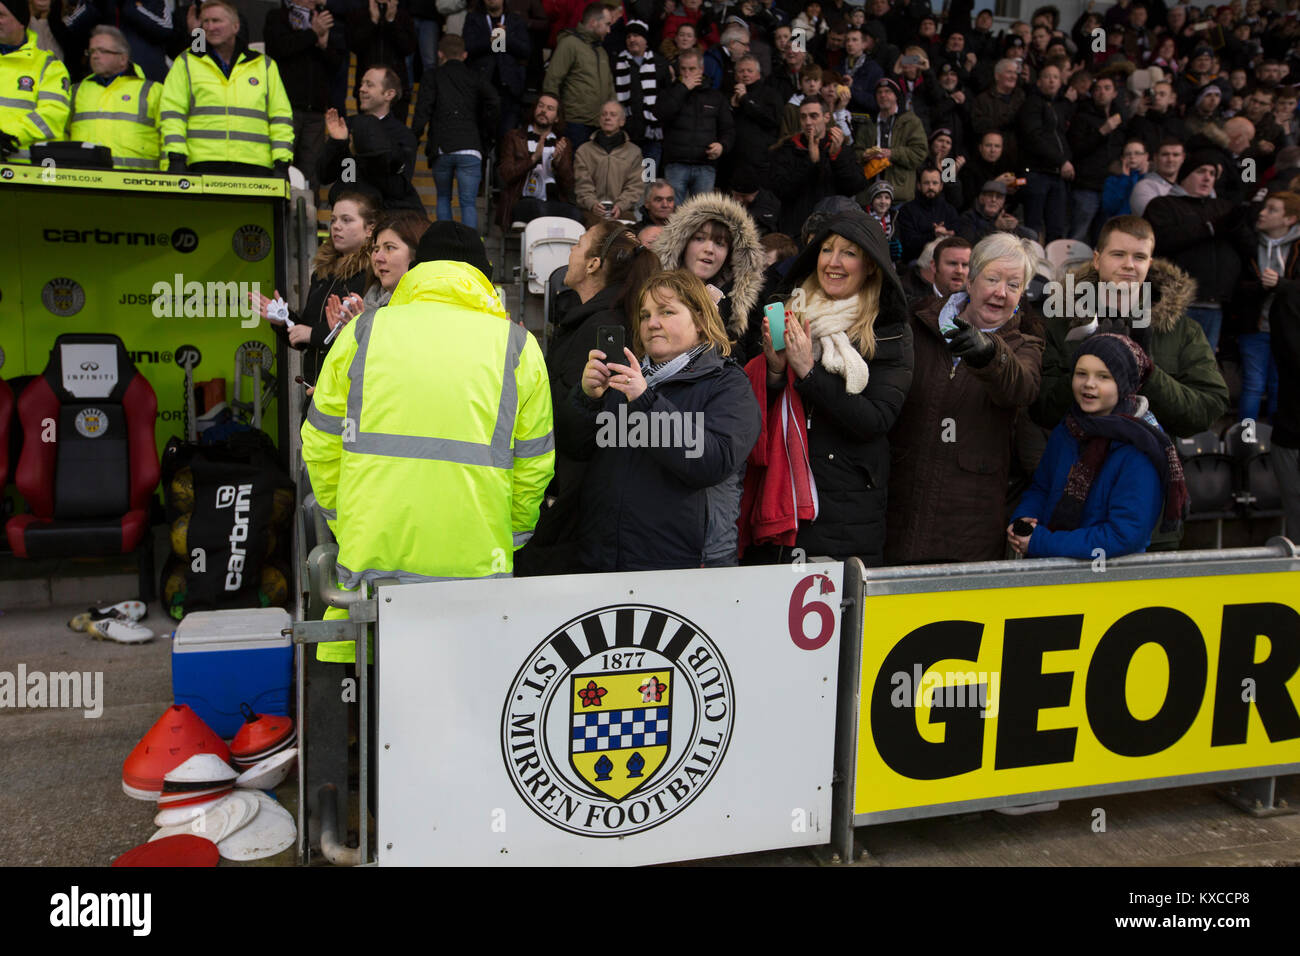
[884,232,1046,564]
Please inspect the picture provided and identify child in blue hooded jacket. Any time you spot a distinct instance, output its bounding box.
[1008,333,1188,560]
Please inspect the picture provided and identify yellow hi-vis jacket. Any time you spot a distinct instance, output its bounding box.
[69,65,162,170]
[0,29,70,160]
[159,45,293,168]
[301,260,555,663]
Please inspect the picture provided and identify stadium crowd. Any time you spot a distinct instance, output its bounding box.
[4,0,1300,568]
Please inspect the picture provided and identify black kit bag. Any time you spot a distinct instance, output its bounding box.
[160,430,292,613]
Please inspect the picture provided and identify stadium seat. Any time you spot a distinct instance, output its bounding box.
[1180,429,1236,548]
[1175,429,1225,460]
[1225,421,1284,520]
[1044,239,1092,281]
[543,264,574,356]
[6,334,159,594]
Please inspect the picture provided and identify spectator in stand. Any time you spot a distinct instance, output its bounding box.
[790,0,828,46]
[1128,79,1187,155]
[1018,61,1073,242]
[251,190,378,384]
[654,191,765,359]
[1228,192,1300,423]
[760,231,796,267]
[927,128,965,211]
[1068,73,1127,243]
[896,165,959,263]
[637,177,675,228]
[729,168,780,236]
[854,77,928,203]
[842,26,882,114]
[515,220,660,574]
[66,26,161,170]
[1242,87,1284,157]
[661,20,698,67]
[1130,137,1184,216]
[1035,216,1228,449]
[886,232,1044,564]
[971,58,1025,165]
[348,0,417,123]
[910,235,971,311]
[160,1,291,176]
[900,237,941,303]
[959,129,1016,212]
[958,179,1036,243]
[779,62,823,138]
[770,42,805,103]
[265,0,344,195]
[726,53,781,186]
[556,268,760,571]
[1010,334,1187,560]
[544,2,614,146]
[661,0,719,51]
[496,93,581,229]
[319,67,421,211]
[657,47,733,204]
[411,34,499,230]
[1144,151,1251,351]
[1270,201,1300,536]
[924,63,973,155]
[47,0,107,82]
[1102,138,1150,218]
[573,99,644,225]
[740,208,914,567]
[614,19,671,170]
[1183,84,1226,144]
[119,0,185,81]
[769,98,866,238]
[463,0,530,143]
[1218,115,1257,205]
[1273,87,1298,150]
[704,20,748,90]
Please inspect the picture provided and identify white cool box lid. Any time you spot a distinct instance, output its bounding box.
[172,608,293,655]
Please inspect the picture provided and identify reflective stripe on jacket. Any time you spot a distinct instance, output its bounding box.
[69,66,162,169]
[301,261,555,662]
[158,47,293,167]
[0,29,71,160]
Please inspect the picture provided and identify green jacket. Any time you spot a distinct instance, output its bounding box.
[852,109,928,202]
[542,25,613,127]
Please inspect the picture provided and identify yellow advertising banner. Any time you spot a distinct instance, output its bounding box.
[854,573,1300,817]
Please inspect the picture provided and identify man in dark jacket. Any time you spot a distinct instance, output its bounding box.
[1068,73,1127,243]
[1144,150,1252,351]
[495,93,580,228]
[1017,62,1073,242]
[729,168,780,236]
[463,0,530,142]
[347,0,417,123]
[895,165,960,263]
[768,99,866,238]
[1128,79,1187,155]
[411,34,500,230]
[970,58,1024,165]
[320,66,422,211]
[957,180,1037,243]
[726,53,782,188]
[958,129,1016,211]
[842,26,883,113]
[658,47,734,204]
[265,0,345,194]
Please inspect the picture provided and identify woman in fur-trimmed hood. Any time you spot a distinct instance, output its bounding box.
[653,191,766,346]
[1032,253,1228,442]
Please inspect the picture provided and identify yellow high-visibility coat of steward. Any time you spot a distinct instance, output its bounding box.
[159,41,293,169]
[0,28,70,161]
[69,63,162,170]
[301,260,555,663]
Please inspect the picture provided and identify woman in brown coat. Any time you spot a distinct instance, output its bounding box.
[884,233,1045,565]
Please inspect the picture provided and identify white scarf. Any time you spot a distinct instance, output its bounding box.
[796,290,870,395]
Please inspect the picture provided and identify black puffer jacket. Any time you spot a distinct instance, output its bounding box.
[1068,98,1126,192]
[657,82,735,166]
[779,210,915,566]
[555,348,761,572]
[1144,189,1250,305]
[1018,87,1071,174]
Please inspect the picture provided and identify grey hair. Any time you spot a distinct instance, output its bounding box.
[644,178,673,202]
[916,237,941,271]
[721,24,750,46]
[994,57,1019,74]
[90,25,130,55]
[968,233,1045,290]
[736,54,761,72]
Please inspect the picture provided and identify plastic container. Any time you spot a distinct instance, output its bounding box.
[172,608,292,738]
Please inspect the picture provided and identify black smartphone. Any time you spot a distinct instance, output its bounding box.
[1013,518,1034,536]
[596,325,625,368]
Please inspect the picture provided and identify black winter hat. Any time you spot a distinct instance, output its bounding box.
[2,0,30,27]
[415,220,493,280]
[1177,148,1223,185]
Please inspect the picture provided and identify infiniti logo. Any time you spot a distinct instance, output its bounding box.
[80,361,100,371]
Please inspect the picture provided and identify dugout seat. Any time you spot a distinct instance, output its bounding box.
[0,377,12,490]
[6,334,160,573]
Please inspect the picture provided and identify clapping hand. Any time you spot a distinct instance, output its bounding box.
[325,108,349,140]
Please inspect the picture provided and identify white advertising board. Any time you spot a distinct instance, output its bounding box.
[376,563,843,865]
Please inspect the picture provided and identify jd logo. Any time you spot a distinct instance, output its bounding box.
[171,227,199,253]
[502,605,733,837]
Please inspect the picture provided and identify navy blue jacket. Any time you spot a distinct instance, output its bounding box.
[1012,422,1164,559]
[555,348,761,572]
[463,9,530,98]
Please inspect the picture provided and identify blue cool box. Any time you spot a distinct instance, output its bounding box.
[172,608,293,739]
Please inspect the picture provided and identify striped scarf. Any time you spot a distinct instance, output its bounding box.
[525,126,558,155]
[615,50,662,141]
[641,343,709,385]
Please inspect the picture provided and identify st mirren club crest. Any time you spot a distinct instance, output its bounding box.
[502,605,734,837]
[232,224,271,262]
[41,278,86,317]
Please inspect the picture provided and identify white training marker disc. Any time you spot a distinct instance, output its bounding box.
[235,748,298,791]
[217,792,295,862]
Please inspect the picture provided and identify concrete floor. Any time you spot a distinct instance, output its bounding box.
[2,593,1297,868]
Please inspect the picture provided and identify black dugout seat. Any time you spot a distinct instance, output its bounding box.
[6,334,159,564]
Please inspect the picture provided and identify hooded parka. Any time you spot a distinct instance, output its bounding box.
[778,210,914,566]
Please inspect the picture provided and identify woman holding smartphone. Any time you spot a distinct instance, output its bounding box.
[554,269,760,572]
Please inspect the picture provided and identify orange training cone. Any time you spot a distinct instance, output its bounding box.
[122,704,232,801]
